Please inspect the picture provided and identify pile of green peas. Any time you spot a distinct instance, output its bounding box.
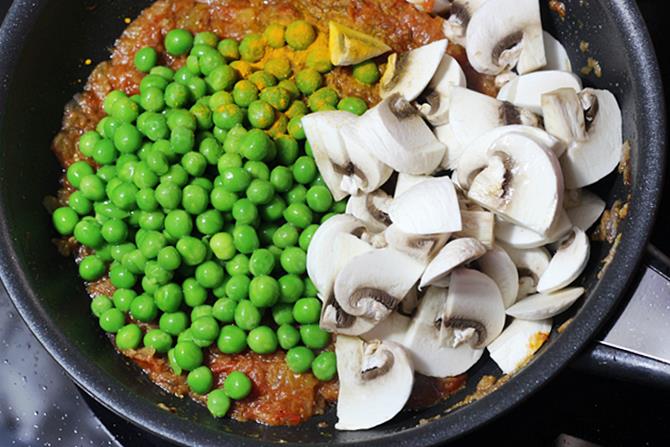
[52,22,362,418]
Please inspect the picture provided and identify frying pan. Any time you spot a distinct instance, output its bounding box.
[0,0,666,445]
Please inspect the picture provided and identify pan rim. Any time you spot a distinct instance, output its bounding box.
[0,0,665,445]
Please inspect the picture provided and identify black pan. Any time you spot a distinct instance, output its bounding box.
[0,0,666,445]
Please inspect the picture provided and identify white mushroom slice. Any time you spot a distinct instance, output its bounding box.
[334,248,426,321]
[320,295,378,336]
[442,268,506,348]
[399,287,420,316]
[302,111,357,201]
[453,210,495,248]
[442,0,489,45]
[495,210,572,249]
[384,224,450,262]
[543,31,572,72]
[339,126,393,196]
[476,246,519,308]
[389,176,462,235]
[420,237,487,288]
[447,88,543,163]
[434,123,465,170]
[500,244,550,299]
[355,94,446,174]
[416,54,467,125]
[380,39,448,101]
[345,190,393,233]
[361,311,411,345]
[403,287,484,377]
[464,132,564,235]
[565,190,606,231]
[487,318,552,374]
[335,336,414,430]
[457,126,565,187]
[307,214,371,299]
[542,88,623,188]
[506,287,585,320]
[465,0,546,75]
[496,71,582,114]
[394,173,430,198]
[537,228,590,293]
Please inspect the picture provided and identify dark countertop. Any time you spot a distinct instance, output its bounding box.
[1,1,669,446]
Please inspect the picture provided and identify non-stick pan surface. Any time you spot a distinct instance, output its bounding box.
[0,0,665,445]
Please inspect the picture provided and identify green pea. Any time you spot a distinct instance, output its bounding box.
[195,260,225,289]
[109,264,137,289]
[271,304,294,326]
[287,116,305,140]
[100,219,127,244]
[79,131,101,157]
[99,308,125,333]
[79,255,105,281]
[156,246,181,271]
[220,167,252,193]
[138,210,165,231]
[111,97,140,124]
[186,76,208,100]
[265,57,292,79]
[130,294,158,322]
[312,351,337,381]
[52,207,79,235]
[223,370,252,400]
[140,75,169,93]
[247,326,278,354]
[159,311,189,336]
[90,295,113,318]
[283,203,313,229]
[135,47,158,73]
[276,324,300,350]
[176,236,207,266]
[299,224,319,252]
[285,100,308,120]
[98,116,121,140]
[232,224,259,254]
[187,365,214,395]
[191,305,214,322]
[198,51,225,77]
[269,223,295,249]
[248,71,277,90]
[285,20,316,51]
[161,164,189,187]
[165,209,193,238]
[308,87,339,112]
[222,250,248,275]
[206,64,238,92]
[207,389,231,417]
[239,129,270,161]
[165,29,194,56]
[280,246,307,274]
[244,179,273,205]
[170,126,195,154]
[155,181,182,210]
[216,325,246,357]
[232,199,258,225]
[217,38,240,60]
[143,329,173,353]
[182,184,209,214]
[293,298,322,324]
[352,60,380,85]
[173,341,203,371]
[92,139,118,165]
[306,46,333,73]
[247,249,274,277]
[234,300,262,331]
[300,324,330,349]
[286,346,315,374]
[164,82,189,109]
[305,185,333,212]
[116,324,142,350]
[110,289,135,313]
[295,68,322,95]
[263,23,285,49]
[275,275,303,305]
[150,65,174,81]
[196,209,224,235]
[247,100,275,129]
[166,109,197,130]
[225,275,251,301]
[260,196,286,222]
[190,102,213,130]
[66,161,94,188]
[211,298,236,323]
[152,283,181,312]
[181,277,206,307]
[223,124,247,154]
[248,275,279,308]
[232,80,258,107]
[132,161,159,189]
[292,156,317,185]
[191,316,220,343]
[239,33,265,62]
[73,219,103,248]
[337,96,368,116]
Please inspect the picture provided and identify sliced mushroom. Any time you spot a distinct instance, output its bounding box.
[461,132,565,235]
[334,248,426,322]
[335,336,414,430]
[354,94,446,174]
[339,125,393,196]
[442,0,490,45]
[495,209,572,249]
[434,123,464,170]
[446,88,543,164]
[500,244,551,299]
[420,237,487,288]
[476,246,519,308]
[465,0,546,75]
[394,173,430,197]
[416,54,467,125]
[389,176,462,235]
[399,287,420,316]
[361,311,412,345]
[383,224,450,262]
[453,210,495,248]
[496,71,582,114]
[487,318,552,374]
[542,88,623,188]
[306,214,371,299]
[537,227,590,293]
[543,31,572,72]
[506,287,585,320]
[380,39,448,101]
[320,295,378,336]
[345,190,393,233]
[565,190,606,231]
[442,268,506,348]
[403,287,484,377]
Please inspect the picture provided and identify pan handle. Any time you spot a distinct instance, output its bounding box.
[573,245,670,386]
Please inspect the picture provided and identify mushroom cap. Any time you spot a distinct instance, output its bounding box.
[420,237,487,288]
[487,318,552,374]
[476,245,519,308]
[443,268,506,348]
[536,227,590,293]
[389,176,462,235]
[334,247,426,321]
[403,286,484,377]
[464,132,565,235]
[345,190,393,233]
[335,336,414,430]
[506,287,585,320]
[497,70,583,114]
[307,214,371,299]
[542,31,572,72]
[380,39,448,101]
[465,0,546,75]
